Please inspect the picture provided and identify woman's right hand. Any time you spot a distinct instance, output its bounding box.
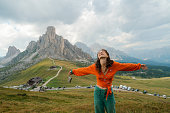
[68,70,73,77]
[68,70,73,83]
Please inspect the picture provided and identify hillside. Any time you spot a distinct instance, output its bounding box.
[116,64,170,78]
[0,59,170,112]
[1,58,170,96]
[0,26,93,84]
[0,59,60,86]
[0,58,96,87]
[0,86,169,113]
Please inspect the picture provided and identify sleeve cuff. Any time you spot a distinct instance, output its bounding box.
[70,70,74,74]
[138,63,141,69]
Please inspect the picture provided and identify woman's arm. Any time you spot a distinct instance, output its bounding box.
[69,64,95,76]
[116,62,142,71]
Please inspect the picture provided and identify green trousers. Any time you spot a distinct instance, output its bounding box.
[94,85,116,113]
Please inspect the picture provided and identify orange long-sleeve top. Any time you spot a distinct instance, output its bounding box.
[72,61,141,101]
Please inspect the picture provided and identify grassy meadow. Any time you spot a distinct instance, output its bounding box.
[0,87,169,113]
[0,59,60,86]
[0,58,170,112]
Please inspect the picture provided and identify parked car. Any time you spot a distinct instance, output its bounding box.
[122,86,127,90]
[131,88,135,91]
[119,85,123,89]
[127,87,131,91]
[143,90,147,94]
[135,89,139,92]
[154,93,157,96]
[163,95,167,99]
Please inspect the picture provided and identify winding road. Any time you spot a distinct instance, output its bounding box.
[42,57,62,87]
[33,57,62,91]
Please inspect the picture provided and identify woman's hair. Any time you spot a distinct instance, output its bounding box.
[95,49,114,74]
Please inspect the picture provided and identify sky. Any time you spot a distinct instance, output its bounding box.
[0,0,170,57]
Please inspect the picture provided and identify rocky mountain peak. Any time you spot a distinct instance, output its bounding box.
[46,26,56,39]
[5,26,93,66]
[6,46,20,58]
[26,41,37,52]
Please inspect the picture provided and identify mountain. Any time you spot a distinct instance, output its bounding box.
[126,46,170,64]
[75,42,170,66]
[0,46,20,65]
[90,43,128,60]
[75,42,94,58]
[0,26,93,81]
[8,26,93,66]
[0,57,3,62]
[75,42,131,60]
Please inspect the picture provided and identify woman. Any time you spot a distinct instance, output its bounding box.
[68,49,148,113]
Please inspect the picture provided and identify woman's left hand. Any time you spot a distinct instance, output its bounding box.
[141,64,148,70]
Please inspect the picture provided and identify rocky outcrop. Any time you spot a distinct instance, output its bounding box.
[8,26,92,65]
[26,41,37,53]
[0,46,20,65]
[0,26,93,81]
[6,46,20,58]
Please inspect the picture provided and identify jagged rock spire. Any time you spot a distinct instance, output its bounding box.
[6,46,20,58]
[46,26,56,39]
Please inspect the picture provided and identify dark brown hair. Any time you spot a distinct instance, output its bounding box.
[95,49,114,74]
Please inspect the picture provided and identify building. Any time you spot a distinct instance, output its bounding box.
[27,77,42,86]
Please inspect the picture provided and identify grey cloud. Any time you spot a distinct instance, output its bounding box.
[92,0,110,13]
[0,0,170,56]
[119,0,170,32]
[0,0,89,24]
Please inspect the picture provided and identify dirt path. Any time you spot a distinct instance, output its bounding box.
[42,57,62,87]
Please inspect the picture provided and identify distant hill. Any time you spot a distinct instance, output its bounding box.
[0,58,96,87]
[127,46,170,64]
[75,42,127,60]
[0,46,20,66]
[75,42,170,66]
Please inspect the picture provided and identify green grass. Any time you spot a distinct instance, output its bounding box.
[113,76,170,96]
[0,59,59,86]
[47,60,96,87]
[0,58,170,112]
[1,58,170,96]
[0,87,169,113]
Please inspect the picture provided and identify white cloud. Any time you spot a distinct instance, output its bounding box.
[0,21,39,56]
[0,0,170,56]
[108,32,133,43]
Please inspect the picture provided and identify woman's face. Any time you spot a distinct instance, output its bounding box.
[97,50,108,59]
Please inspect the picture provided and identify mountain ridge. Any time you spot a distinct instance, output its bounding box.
[75,42,170,67]
[0,46,20,65]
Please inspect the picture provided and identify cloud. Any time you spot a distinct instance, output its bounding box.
[0,0,89,24]
[0,21,39,56]
[0,0,170,56]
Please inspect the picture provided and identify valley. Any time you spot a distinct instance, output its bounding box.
[0,58,169,112]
